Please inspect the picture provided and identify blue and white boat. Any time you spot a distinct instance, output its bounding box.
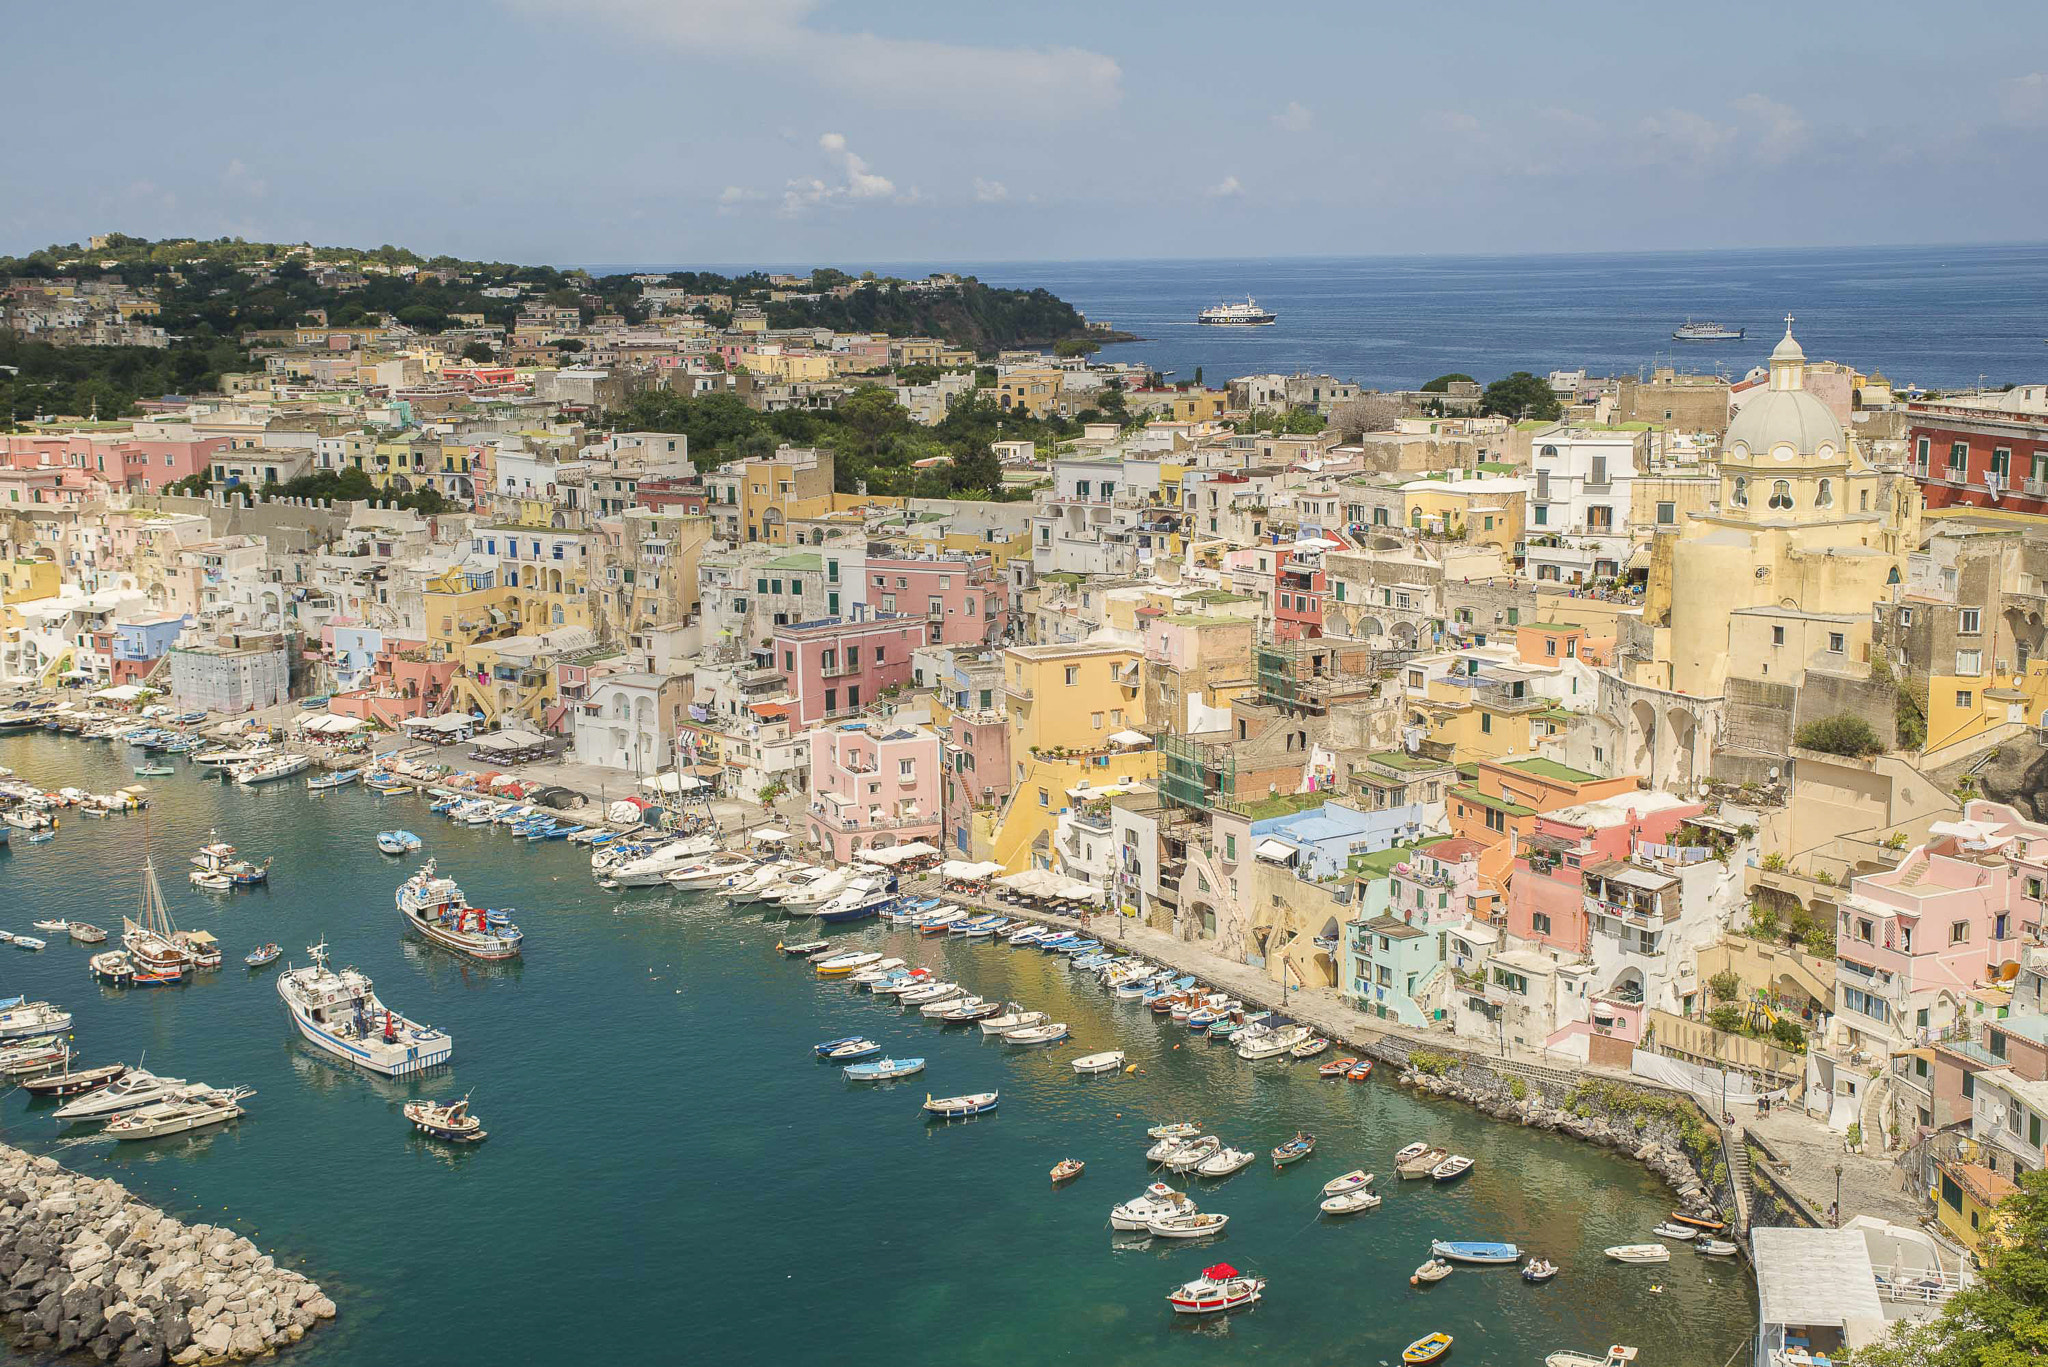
[813,1034,868,1056]
[376,830,423,856]
[1430,1241,1522,1265]
[306,768,360,792]
[823,1038,881,1062]
[1036,933,1077,952]
[922,1091,999,1118]
[845,1056,924,1081]
[1057,939,1102,957]
[276,942,452,1075]
[813,875,898,925]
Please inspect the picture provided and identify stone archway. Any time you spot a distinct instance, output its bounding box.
[1666,707,1697,791]
[1630,699,1657,778]
[1392,621,1417,650]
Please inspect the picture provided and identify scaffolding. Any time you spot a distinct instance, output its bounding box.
[1157,731,1238,814]
[1251,637,1378,716]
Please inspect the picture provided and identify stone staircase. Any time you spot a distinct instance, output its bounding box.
[1724,1124,1754,1231]
[1895,857,1930,887]
[1859,1071,1891,1152]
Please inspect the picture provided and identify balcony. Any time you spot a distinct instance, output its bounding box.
[2027,479,2048,497]
[819,658,858,679]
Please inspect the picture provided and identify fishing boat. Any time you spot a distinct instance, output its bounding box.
[306,768,360,792]
[1320,1188,1382,1215]
[1271,1132,1316,1167]
[1165,1263,1264,1315]
[1694,1239,1739,1257]
[1111,1182,1195,1230]
[105,1087,252,1140]
[89,951,135,984]
[1146,1211,1229,1240]
[776,939,831,957]
[939,997,1003,1023]
[1431,1154,1475,1182]
[1402,1331,1453,1365]
[1346,1059,1374,1081]
[21,1060,126,1098]
[1162,1136,1223,1172]
[1398,1145,1450,1179]
[1523,1259,1560,1282]
[1001,1021,1070,1047]
[1545,1347,1638,1367]
[376,830,423,856]
[844,1057,924,1082]
[276,941,453,1075]
[1320,1056,1358,1079]
[190,831,269,885]
[1411,1258,1453,1286]
[979,1007,1046,1036]
[244,943,281,968]
[1650,1222,1699,1241]
[364,773,411,795]
[404,1094,487,1143]
[813,950,883,977]
[872,972,937,998]
[132,765,175,778]
[234,753,311,786]
[0,998,72,1040]
[898,982,961,1008]
[396,861,524,960]
[189,871,233,892]
[1321,1169,1373,1197]
[67,923,106,944]
[1430,1240,1523,1265]
[0,1037,73,1074]
[1602,1244,1670,1264]
[1070,1050,1126,1075]
[52,1070,191,1120]
[1050,1158,1085,1184]
[922,1091,998,1118]
[1290,1035,1330,1060]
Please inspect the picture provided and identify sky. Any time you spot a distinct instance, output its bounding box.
[7,0,2048,268]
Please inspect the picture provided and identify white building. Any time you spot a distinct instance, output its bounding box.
[1522,426,1645,585]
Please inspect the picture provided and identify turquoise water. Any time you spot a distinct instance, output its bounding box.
[0,732,1754,1366]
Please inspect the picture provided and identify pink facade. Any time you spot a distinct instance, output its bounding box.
[941,709,1010,855]
[1,433,226,492]
[862,554,1007,649]
[774,614,926,726]
[1505,799,1704,953]
[806,721,942,862]
[1273,547,1327,642]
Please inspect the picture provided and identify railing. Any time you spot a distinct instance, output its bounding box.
[820,659,858,678]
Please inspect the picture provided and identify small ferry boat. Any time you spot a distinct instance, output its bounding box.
[405,1093,487,1143]
[844,1056,924,1082]
[1402,1332,1454,1365]
[105,1086,251,1140]
[376,830,423,856]
[396,861,524,960]
[1431,1240,1522,1265]
[1166,1263,1264,1315]
[1672,318,1743,340]
[276,941,453,1075]
[1197,296,1277,326]
[923,1091,999,1118]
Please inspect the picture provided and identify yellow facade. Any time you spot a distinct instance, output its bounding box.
[1404,483,1523,557]
[0,559,60,605]
[990,642,1154,871]
[1408,678,1546,764]
[996,367,1063,418]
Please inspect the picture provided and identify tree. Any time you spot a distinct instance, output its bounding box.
[1769,1017,1806,1050]
[1330,396,1403,441]
[1706,1005,1746,1034]
[1846,1166,2048,1366]
[1480,372,1562,421]
[459,342,495,363]
[1421,372,1475,393]
[551,338,585,353]
[1707,970,1741,1004]
[1795,714,1883,758]
[1052,338,1099,359]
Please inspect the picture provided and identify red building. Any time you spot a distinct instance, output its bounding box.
[1909,386,2048,517]
[1504,791,1704,956]
[1273,540,1344,642]
[633,478,709,515]
[773,612,928,726]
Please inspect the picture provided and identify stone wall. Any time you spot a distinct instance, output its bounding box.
[1793,671,1900,748]
[1722,675,1797,759]
[0,1145,332,1364]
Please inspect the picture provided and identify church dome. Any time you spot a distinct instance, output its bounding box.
[1723,321,1843,459]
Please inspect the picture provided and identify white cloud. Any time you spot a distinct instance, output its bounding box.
[1733,93,1808,165]
[1271,101,1314,133]
[509,0,1121,118]
[777,133,901,215]
[1998,72,2048,126]
[1205,175,1244,199]
[222,158,268,200]
[1632,108,1738,168]
[973,178,1009,203]
[716,185,764,216]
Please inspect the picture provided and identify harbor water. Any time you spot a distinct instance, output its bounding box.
[0,733,1755,1365]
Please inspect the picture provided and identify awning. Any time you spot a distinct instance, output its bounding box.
[862,841,940,867]
[1254,838,1296,861]
[298,714,366,735]
[640,771,703,793]
[998,868,1067,897]
[1108,729,1151,747]
[940,860,1004,882]
[750,828,791,845]
[91,684,150,702]
[1625,544,1652,571]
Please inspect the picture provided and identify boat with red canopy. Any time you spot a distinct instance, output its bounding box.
[1166,1263,1265,1315]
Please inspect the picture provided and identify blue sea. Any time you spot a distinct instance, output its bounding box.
[0,733,1754,1366]
[588,242,2048,391]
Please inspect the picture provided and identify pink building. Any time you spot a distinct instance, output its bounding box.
[862,553,1008,649]
[806,721,943,862]
[1504,790,1705,955]
[941,707,1010,855]
[2,432,226,492]
[774,613,927,726]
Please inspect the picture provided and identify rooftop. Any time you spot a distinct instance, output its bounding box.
[1504,756,1602,784]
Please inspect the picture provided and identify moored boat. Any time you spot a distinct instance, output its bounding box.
[52,1070,190,1120]
[1290,1035,1330,1060]
[68,923,107,944]
[105,1087,251,1140]
[306,768,359,792]
[1399,1145,1450,1178]
[1194,1146,1255,1178]
[1321,1169,1373,1197]
[276,941,452,1075]
[1431,1154,1475,1182]
[1431,1240,1522,1265]
[1110,1182,1194,1230]
[404,1093,486,1143]
[0,997,72,1040]
[1523,1259,1561,1282]
[1146,1211,1228,1239]
[1320,1056,1358,1079]
[844,1056,924,1081]
[1001,1021,1070,1047]
[824,1039,881,1061]
[1545,1347,1639,1367]
[1411,1258,1453,1286]
[1165,1262,1263,1315]
[376,830,423,856]
[1271,1132,1316,1167]
[1603,1244,1670,1264]
[776,939,831,957]
[922,1091,998,1118]
[1319,1188,1382,1215]
[396,860,524,960]
[21,1061,127,1097]
[1070,1050,1126,1075]
[1402,1331,1453,1365]
[244,943,281,968]
[1694,1239,1739,1257]
[1050,1158,1085,1184]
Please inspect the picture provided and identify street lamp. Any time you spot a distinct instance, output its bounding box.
[1834,1162,1844,1227]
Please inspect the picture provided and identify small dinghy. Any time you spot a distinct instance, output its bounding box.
[1410,1258,1453,1286]
[133,765,175,778]
[923,1091,999,1118]
[1194,1146,1255,1178]
[1050,1158,1085,1184]
[812,1034,867,1056]
[68,923,107,943]
[1165,1262,1263,1315]
[777,940,831,957]
[1290,1035,1329,1060]
[1271,1132,1316,1167]
[1162,1136,1222,1172]
[1545,1348,1640,1367]
[1146,1211,1228,1240]
[1403,1332,1454,1365]
[1522,1258,1560,1282]
[1400,1145,1450,1179]
[189,871,232,892]
[844,1056,924,1081]
[1001,1021,1070,1047]
[1650,1222,1699,1241]
[405,1094,486,1143]
[1319,1056,1357,1079]
[1070,1050,1126,1075]
[1320,1187,1382,1215]
[30,920,69,933]
[1431,1154,1475,1182]
[1146,1120,1202,1141]
[1,933,46,951]
[1321,1169,1373,1197]
[1603,1244,1670,1264]
[1346,1059,1373,1081]
[1694,1239,1739,1257]
[377,830,423,856]
[244,943,281,968]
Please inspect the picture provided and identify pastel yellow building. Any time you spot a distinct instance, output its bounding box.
[0,559,60,606]
[705,449,837,544]
[990,641,1157,872]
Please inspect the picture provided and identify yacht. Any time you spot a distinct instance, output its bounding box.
[606,835,718,886]
[395,861,524,960]
[770,867,854,914]
[810,874,899,924]
[234,754,312,786]
[193,745,277,770]
[276,941,454,1075]
[662,850,758,892]
[53,1070,192,1121]
[105,1087,252,1140]
[1197,296,1277,326]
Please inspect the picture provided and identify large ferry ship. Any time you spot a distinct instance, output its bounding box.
[277,941,453,1075]
[1672,319,1744,340]
[1197,296,1276,326]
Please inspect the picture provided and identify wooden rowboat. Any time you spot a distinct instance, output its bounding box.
[1403,1331,1453,1365]
[1051,1158,1085,1184]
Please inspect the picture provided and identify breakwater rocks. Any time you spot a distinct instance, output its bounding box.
[0,1146,333,1364]
[1397,1059,1729,1221]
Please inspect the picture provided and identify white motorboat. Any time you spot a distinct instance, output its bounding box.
[1321,1169,1374,1197]
[727,860,802,903]
[53,1070,192,1121]
[0,998,72,1040]
[608,836,720,886]
[1236,1022,1311,1061]
[924,993,987,1019]
[1146,1120,1204,1141]
[1319,1188,1383,1215]
[1694,1240,1739,1257]
[1650,1222,1699,1241]
[105,1087,252,1140]
[276,941,453,1075]
[1162,1136,1223,1172]
[847,958,908,985]
[396,861,524,960]
[663,850,758,891]
[940,996,1003,1023]
[1194,1147,1256,1178]
[1071,1050,1126,1075]
[1110,1182,1196,1231]
[1001,1021,1070,1046]
[978,1007,1046,1036]
[759,866,846,908]
[1166,1263,1264,1314]
[896,982,961,1007]
[1146,1211,1229,1240]
[234,754,311,786]
[193,745,277,769]
[813,950,883,978]
[1603,1244,1670,1264]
